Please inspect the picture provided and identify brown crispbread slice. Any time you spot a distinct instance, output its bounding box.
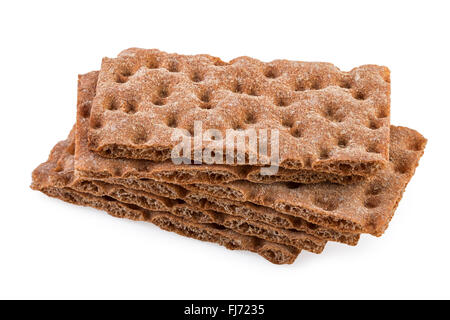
[71,179,326,253]
[182,193,359,246]
[88,48,390,176]
[77,178,359,246]
[100,124,425,236]
[184,126,426,236]
[75,72,359,245]
[31,137,300,264]
[76,71,364,186]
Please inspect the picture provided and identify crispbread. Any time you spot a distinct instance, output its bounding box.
[88,48,391,176]
[101,125,425,236]
[31,136,300,264]
[77,72,363,186]
[75,72,359,245]
[71,179,326,253]
[184,126,426,236]
[76,71,425,237]
[74,177,359,246]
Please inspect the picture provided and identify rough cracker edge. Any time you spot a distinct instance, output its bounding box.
[94,144,385,177]
[30,137,300,264]
[80,176,359,246]
[37,186,299,265]
[70,178,326,253]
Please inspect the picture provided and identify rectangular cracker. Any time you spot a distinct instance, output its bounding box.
[88,48,391,177]
[78,72,363,186]
[31,136,300,265]
[75,72,359,245]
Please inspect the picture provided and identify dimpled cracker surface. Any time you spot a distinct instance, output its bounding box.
[77,72,363,185]
[88,48,391,176]
[31,134,300,264]
[184,126,426,236]
[75,72,359,246]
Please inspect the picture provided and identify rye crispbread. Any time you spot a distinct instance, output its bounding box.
[88,48,391,176]
[31,135,300,264]
[71,179,326,253]
[75,72,359,245]
[77,71,425,236]
[184,126,426,236]
[77,71,364,185]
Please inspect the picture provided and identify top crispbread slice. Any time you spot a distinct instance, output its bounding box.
[88,48,391,176]
[77,71,364,185]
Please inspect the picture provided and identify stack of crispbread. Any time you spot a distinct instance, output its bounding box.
[31,49,426,264]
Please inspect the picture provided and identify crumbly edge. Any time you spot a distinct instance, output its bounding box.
[94,144,384,178]
[36,186,299,264]
[70,178,326,253]
[93,176,358,246]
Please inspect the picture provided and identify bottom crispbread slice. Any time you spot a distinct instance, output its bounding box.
[31,137,300,264]
[183,125,426,236]
[38,125,326,253]
[73,177,358,246]
[71,179,326,253]
[92,175,359,246]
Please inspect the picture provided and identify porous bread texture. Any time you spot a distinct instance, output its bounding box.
[77,71,364,185]
[88,48,391,176]
[31,137,300,265]
[75,72,359,245]
[184,126,426,236]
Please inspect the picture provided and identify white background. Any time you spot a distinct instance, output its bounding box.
[0,0,448,300]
